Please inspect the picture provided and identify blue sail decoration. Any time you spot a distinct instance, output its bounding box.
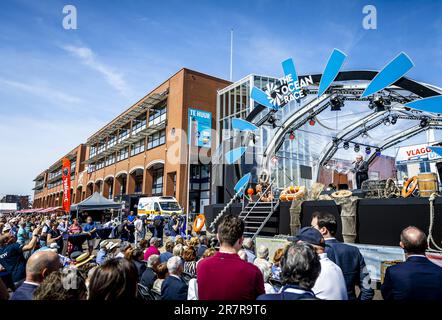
[282,58,299,94]
[404,95,442,114]
[429,146,442,157]
[231,118,258,132]
[318,49,347,97]
[225,146,247,165]
[361,52,414,98]
[234,172,252,196]
[251,86,278,110]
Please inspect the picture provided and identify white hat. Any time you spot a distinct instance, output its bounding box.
[49,242,60,249]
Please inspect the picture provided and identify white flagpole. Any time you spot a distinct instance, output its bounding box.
[230,28,233,81]
[186,117,193,237]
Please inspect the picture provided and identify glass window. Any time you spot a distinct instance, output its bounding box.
[107,135,117,148]
[97,142,106,154]
[105,154,116,166]
[118,127,130,143]
[147,130,166,150]
[89,146,97,158]
[131,138,145,156]
[117,147,129,162]
[96,160,104,170]
[148,105,167,126]
[152,167,164,195]
[132,117,147,135]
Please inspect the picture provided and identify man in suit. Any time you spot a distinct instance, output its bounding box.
[352,155,369,189]
[140,254,159,289]
[381,226,442,300]
[311,212,374,300]
[161,256,188,300]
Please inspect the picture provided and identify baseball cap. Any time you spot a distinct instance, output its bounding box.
[289,227,325,247]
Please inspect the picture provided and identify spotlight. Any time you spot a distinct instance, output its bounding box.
[354,144,360,153]
[375,148,381,156]
[420,117,429,128]
[365,146,371,155]
[361,132,368,138]
[268,115,277,128]
[289,130,295,140]
[390,115,398,125]
[383,117,391,126]
[330,96,344,111]
[309,118,316,126]
[343,142,350,150]
[370,96,390,112]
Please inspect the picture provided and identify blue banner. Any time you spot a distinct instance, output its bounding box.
[188,108,212,148]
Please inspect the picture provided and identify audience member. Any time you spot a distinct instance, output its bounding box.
[311,211,374,300]
[197,215,264,300]
[271,248,284,280]
[152,262,168,295]
[161,256,188,300]
[140,254,159,289]
[144,237,161,261]
[33,270,87,300]
[183,246,197,277]
[242,237,256,263]
[381,226,442,300]
[254,258,276,294]
[160,240,174,263]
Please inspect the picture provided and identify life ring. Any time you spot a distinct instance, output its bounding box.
[402,176,418,198]
[259,169,270,184]
[192,214,206,233]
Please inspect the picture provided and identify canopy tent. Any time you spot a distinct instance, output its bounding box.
[70,192,122,211]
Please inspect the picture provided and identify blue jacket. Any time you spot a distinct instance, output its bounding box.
[161,275,188,300]
[10,282,39,300]
[381,256,442,300]
[325,238,374,300]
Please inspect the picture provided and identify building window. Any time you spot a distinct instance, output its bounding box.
[90,146,97,158]
[97,142,106,155]
[87,164,95,173]
[152,167,164,196]
[105,154,116,166]
[96,160,104,171]
[117,147,129,162]
[148,105,167,126]
[107,135,117,148]
[131,138,145,156]
[147,130,166,150]
[132,117,147,135]
[118,127,130,143]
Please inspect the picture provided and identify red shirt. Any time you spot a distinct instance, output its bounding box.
[197,251,265,300]
[144,245,160,261]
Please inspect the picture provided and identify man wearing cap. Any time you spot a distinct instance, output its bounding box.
[292,227,348,300]
[96,240,109,265]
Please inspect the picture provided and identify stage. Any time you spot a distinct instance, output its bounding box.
[204,197,442,247]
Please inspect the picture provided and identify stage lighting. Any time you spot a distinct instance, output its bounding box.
[343,142,350,150]
[268,114,277,128]
[383,117,391,126]
[354,144,360,152]
[365,146,371,155]
[420,117,429,128]
[390,115,398,125]
[361,131,368,138]
[330,96,343,111]
[375,148,381,156]
[289,130,295,140]
[309,118,316,126]
[371,96,390,112]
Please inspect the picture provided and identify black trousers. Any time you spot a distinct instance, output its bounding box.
[356,172,369,189]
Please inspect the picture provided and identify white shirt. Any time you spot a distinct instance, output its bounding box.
[312,253,348,300]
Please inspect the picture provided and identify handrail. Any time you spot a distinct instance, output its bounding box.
[241,180,274,221]
[252,199,280,240]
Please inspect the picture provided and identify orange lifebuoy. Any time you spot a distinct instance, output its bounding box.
[402,176,418,198]
[192,214,206,233]
[279,186,306,201]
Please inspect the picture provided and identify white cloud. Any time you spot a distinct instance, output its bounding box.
[0,77,83,105]
[62,44,130,96]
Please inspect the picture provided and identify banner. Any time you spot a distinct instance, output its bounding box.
[188,108,212,148]
[62,158,71,212]
[396,142,442,164]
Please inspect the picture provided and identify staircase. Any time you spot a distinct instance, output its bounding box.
[240,199,280,240]
[209,190,242,231]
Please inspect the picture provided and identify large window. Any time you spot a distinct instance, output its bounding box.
[131,138,145,156]
[89,146,97,158]
[152,167,164,196]
[147,130,166,150]
[117,147,129,162]
[105,154,116,166]
[87,164,95,173]
[107,135,117,148]
[148,105,166,126]
[118,127,130,143]
[97,142,106,155]
[132,117,147,135]
[96,159,104,170]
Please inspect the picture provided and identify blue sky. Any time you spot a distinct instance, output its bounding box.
[0,0,441,197]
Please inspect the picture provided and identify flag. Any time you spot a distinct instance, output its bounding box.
[62,158,71,212]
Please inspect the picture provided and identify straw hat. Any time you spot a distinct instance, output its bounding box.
[75,252,95,268]
[331,190,353,198]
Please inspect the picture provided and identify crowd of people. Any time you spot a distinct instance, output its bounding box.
[1,210,442,301]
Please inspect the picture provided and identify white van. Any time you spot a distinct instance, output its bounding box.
[137,196,182,220]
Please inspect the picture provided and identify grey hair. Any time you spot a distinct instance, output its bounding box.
[237,249,248,261]
[150,237,159,245]
[173,244,183,256]
[256,245,269,259]
[254,259,272,282]
[167,256,182,274]
[242,237,254,250]
[147,254,160,268]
